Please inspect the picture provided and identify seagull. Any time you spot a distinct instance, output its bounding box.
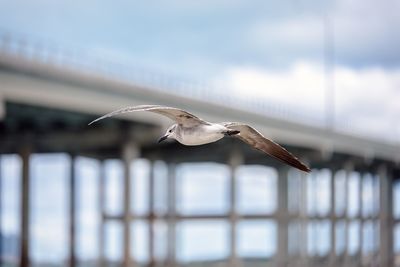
[89,104,310,172]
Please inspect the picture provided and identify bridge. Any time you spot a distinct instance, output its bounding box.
[0,32,399,267]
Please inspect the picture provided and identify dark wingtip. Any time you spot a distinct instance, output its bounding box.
[296,162,311,173]
[285,157,311,173]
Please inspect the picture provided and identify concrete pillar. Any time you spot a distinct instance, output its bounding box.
[148,160,155,267]
[358,170,363,267]
[0,155,2,267]
[19,145,31,267]
[228,149,243,267]
[329,168,336,267]
[122,143,138,267]
[68,155,76,267]
[98,160,106,267]
[299,169,309,267]
[277,167,289,267]
[166,163,176,267]
[379,164,394,267]
[373,169,380,265]
[343,161,353,266]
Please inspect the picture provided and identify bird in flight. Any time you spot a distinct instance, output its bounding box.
[89,105,310,172]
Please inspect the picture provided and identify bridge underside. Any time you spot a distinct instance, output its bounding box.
[1,101,399,267]
[1,101,388,168]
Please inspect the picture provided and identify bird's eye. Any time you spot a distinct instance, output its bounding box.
[169,130,172,133]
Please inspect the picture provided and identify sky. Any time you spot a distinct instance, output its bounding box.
[0,0,399,142]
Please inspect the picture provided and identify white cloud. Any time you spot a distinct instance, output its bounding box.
[334,66,400,141]
[214,62,326,125]
[215,61,400,143]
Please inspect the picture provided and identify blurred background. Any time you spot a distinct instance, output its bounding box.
[0,1,400,267]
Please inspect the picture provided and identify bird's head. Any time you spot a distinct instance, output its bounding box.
[158,124,178,143]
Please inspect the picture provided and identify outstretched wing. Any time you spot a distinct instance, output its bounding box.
[223,122,311,172]
[89,105,210,127]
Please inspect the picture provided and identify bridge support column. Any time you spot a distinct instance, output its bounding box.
[98,160,106,267]
[299,169,308,267]
[19,144,31,267]
[122,142,138,267]
[277,167,289,267]
[148,160,155,267]
[343,162,353,266]
[68,154,76,267]
[0,155,2,267]
[329,168,337,267]
[228,150,243,267]
[166,163,177,267]
[379,164,394,267]
[358,169,363,267]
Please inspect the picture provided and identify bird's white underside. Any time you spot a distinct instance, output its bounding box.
[176,124,227,145]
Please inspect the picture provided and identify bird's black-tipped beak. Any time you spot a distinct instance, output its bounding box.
[158,135,168,143]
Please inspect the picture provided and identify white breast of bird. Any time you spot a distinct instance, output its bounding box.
[177,124,226,146]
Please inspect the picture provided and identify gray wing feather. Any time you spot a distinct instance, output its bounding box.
[89,105,210,126]
[222,122,311,172]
